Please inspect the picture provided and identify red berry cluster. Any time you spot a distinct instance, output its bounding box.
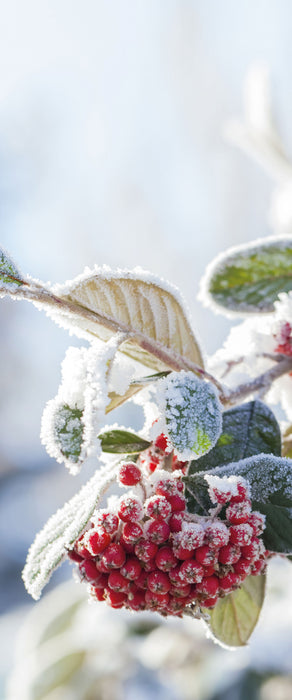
[68,452,268,618]
[139,431,188,474]
[274,321,292,356]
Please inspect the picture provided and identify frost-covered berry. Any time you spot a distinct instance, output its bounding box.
[169,513,184,532]
[233,558,251,577]
[85,529,112,555]
[219,572,241,592]
[218,544,241,565]
[170,584,192,598]
[204,521,230,549]
[147,571,171,594]
[102,543,126,569]
[155,477,181,498]
[202,596,219,608]
[93,511,119,534]
[196,575,219,598]
[229,523,253,547]
[145,495,172,519]
[168,494,186,512]
[241,539,261,561]
[155,546,178,572]
[248,511,266,536]
[226,500,252,525]
[154,433,171,452]
[134,538,158,562]
[79,559,100,582]
[120,557,142,580]
[122,522,144,544]
[195,545,218,567]
[179,523,205,550]
[118,495,144,522]
[145,519,171,544]
[108,571,130,593]
[179,560,204,584]
[118,462,142,486]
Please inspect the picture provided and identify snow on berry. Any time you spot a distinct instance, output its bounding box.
[179,522,205,550]
[145,495,172,519]
[204,474,250,505]
[118,462,142,486]
[118,495,144,522]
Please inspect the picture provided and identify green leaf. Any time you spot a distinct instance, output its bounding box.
[201,236,292,314]
[55,404,84,463]
[98,429,151,453]
[188,401,281,475]
[162,372,222,458]
[22,466,115,600]
[185,454,292,553]
[0,248,24,289]
[205,574,266,647]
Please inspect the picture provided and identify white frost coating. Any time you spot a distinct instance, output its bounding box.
[198,234,292,318]
[204,474,250,501]
[157,371,222,460]
[0,246,26,295]
[22,464,117,600]
[202,453,292,502]
[41,336,125,473]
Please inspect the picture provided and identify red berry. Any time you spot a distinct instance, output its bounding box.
[154,433,170,452]
[93,511,119,534]
[102,543,126,569]
[218,544,241,565]
[229,480,250,503]
[202,596,218,608]
[248,512,266,536]
[122,522,144,544]
[79,559,100,581]
[229,523,253,547]
[179,524,205,550]
[250,558,267,575]
[145,495,172,519]
[92,587,106,601]
[219,572,241,591]
[233,558,251,577]
[155,477,180,498]
[172,544,195,560]
[179,560,204,584]
[106,589,127,608]
[134,538,158,562]
[118,496,143,522]
[241,538,261,561]
[226,500,252,525]
[148,570,171,594]
[169,584,192,598]
[196,575,219,597]
[145,590,170,608]
[118,462,142,486]
[120,557,142,580]
[127,590,146,610]
[168,494,186,512]
[108,571,130,592]
[195,545,218,567]
[155,546,178,572]
[145,519,170,544]
[169,513,184,532]
[204,521,230,549]
[135,570,149,590]
[86,529,112,555]
[67,549,83,563]
[168,565,184,586]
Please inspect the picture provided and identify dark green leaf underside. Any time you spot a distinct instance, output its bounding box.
[205,574,266,647]
[208,242,292,313]
[98,429,151,454]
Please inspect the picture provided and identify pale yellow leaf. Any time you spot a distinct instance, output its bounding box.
[205,574,266,647]
[51,268,204,372]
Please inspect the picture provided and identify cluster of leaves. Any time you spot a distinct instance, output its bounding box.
[1,236,292,648]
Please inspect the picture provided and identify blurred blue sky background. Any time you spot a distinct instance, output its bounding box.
[1,2,292,695]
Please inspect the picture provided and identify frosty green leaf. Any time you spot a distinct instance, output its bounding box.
[188,401,281,474]
[0,248,24,290]
[55,404,84,463]
[160,372,222,459]
[200,236,292,315]
[22,466,116,600]
[98,429,151,453]
[205,575,266,647]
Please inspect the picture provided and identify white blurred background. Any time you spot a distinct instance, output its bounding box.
[1,1,292,698]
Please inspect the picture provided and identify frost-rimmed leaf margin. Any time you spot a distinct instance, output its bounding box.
[204,574,266,648]
[158,371,222,459]
[22,465,117,600]
[184,453,292,553]
[45,264,204,372]
[199,235,292,317]
[0,247,25,292]
[98,429,151,454]
[188,400,281,474]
